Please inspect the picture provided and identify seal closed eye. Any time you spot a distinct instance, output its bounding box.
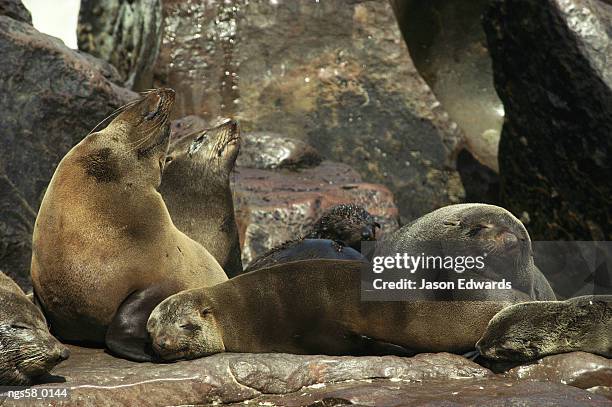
[30,88,228,362]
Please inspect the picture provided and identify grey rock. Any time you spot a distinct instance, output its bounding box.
[0,0,31,24]
[78,0,163,90]
[237,131,322,170]
[484,0,612,240]
[0,16,137,288]
[78,0,466,224]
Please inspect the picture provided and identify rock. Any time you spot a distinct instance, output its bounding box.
[78,0,163,90]
[483,0,612,240]
[237,132,322,170]
[0,0,31,24]
[16,346,610,406]
[78,0,466,224]
[392,0,504,173]
[233,161,399,266]
[0,16,137,289]
[456,149,500,204]
[506,352,612,397]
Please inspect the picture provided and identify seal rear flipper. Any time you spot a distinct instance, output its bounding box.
[106,285,176,362]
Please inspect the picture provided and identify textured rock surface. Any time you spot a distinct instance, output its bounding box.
[0,0,30,24]
[78,0,163,89]
[79,0,466,224]
[233,161,399,266]
[392,0,504,173]
[237,132,322,170]
[484,0,612,240]
[11,347,611,406]
[506,352,612,396]
[0,16,136,288]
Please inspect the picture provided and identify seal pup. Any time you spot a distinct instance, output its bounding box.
[1,271,69,385]
[375,203,556,301]
[160,119,243,277]
[476,295,612,362]
[31,89,228,362]
[147,259,525,360]
[305,204,380,251]
[245,239,365,272]
[245,204,378,272]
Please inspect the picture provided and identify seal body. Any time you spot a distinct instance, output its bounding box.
[375,203,556,301]
[305,204,380,251]
[160,119,243,277]
[245,204,378,272]
[245,239,365,272]
[476,295,612,361]
[30,89,227,361]
[147,259,520,360]
[0,271,69,385]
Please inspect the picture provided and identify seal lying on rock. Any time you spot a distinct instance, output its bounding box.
[476,295,612,362]
[0,271,69,385]
[31,89,227,362]
[245,204,378,272]
[374,203,556,301]
[245,239,365,272]
[160,119,243,277]
[147,259,522,361]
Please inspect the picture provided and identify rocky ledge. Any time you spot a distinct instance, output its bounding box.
[3,347,610,406]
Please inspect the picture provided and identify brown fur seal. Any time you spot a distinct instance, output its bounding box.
[476,295,612,362]
[160,119,243,277]
[30,89,227,362]
[374,203,556,301]
[245,239,366,272]
[1,271,69,385]
[147,259,522,360]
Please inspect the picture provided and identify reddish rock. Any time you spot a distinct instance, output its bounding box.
[16,346,611,407]
[506,352,612,397]
[232,161,399,265]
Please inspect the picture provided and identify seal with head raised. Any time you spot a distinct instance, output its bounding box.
[147,259,528,361]
[160,119,243,277]
[30,89,228,362]
[374,203,556,301]
[1,271,69,385]
[476,295,612,362]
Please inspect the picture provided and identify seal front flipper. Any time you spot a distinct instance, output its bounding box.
[106,285,175,362]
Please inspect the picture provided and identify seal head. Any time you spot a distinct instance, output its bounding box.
[147,289,225,360]
[1,274,69,385]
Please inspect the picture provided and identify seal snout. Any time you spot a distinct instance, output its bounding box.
[56,346,70,362]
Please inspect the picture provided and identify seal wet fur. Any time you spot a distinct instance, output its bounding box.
[30,89,228,362]
[0,271,69,385]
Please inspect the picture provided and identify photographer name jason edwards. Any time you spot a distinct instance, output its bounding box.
[371,278,513,291]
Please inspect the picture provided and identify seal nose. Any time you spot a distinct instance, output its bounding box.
[58,347,70,361]
[361,226,375,241]
[500,231,518,247]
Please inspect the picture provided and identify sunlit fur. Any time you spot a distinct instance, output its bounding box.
[0,273,68,385]
[476,295,612,361]
[147,289,224,361]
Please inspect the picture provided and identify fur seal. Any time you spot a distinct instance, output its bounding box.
[147,259,521,360]
[476,295,612,362]
[244,204,378,272]
[30,89,228,362]
[245,239,365,272]
[0,271,69,385]
[374,203,556,301]
[304,204,380,251]
[160,119,243,277]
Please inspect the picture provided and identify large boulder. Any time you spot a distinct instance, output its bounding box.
[0,0,31,24]
[78,0,466,224]
[0,14,136,288]
[483,0,612,240]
